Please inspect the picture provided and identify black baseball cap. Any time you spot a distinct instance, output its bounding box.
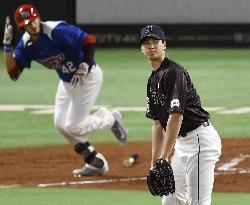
[140,25,166,44]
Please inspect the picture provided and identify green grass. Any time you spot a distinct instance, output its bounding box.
[0,111,249,149]
[211,113,250,138]
[0,111,152,149]
[0,187,250,205]
[1,48,250,107]
[0,187,160,205]
[98,48,250,107]
[0,48,250,148]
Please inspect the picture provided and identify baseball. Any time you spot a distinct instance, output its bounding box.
[123,154,139,167]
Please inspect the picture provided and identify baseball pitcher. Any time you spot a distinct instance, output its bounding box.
[140,25,221,205]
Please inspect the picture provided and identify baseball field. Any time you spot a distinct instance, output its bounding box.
[0,48,250,204]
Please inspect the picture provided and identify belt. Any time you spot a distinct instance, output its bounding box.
[179,121,210,138]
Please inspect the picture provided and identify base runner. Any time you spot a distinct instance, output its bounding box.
[3,4,128,177]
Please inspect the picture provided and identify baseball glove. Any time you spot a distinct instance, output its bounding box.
[146,158,175,197]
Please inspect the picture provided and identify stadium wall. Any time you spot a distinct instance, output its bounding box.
[1,0,250,47]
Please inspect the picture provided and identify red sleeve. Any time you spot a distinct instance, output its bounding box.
[83,34,96,45]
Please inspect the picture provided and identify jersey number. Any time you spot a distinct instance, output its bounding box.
[62,61,76,74]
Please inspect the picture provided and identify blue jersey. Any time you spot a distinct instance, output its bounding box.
[14,21,93,82]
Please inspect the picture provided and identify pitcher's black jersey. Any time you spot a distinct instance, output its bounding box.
[146,58,209,136]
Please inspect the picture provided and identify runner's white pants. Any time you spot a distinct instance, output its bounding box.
[54,65,115,145]
[162,123,221,205]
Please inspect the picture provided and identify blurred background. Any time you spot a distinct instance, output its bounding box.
[1,0,250,48]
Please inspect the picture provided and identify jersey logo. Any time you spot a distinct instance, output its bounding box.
[20,11,31,18]
[171,99,180,108]
[38,54,65,70]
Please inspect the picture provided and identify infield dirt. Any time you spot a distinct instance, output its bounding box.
[0,139,250,192]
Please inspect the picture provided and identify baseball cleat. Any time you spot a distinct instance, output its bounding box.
[111,109,128,144]
[73,153,109,177]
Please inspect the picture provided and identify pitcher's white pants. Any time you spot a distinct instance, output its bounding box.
[54,65,115,145]
[162,123,221,205]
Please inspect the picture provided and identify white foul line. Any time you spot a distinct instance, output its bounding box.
[38,154,250,187]
[2,154,250,189]
[0,184,20,189]
[37,176,146,188]
[217,154,250,171]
